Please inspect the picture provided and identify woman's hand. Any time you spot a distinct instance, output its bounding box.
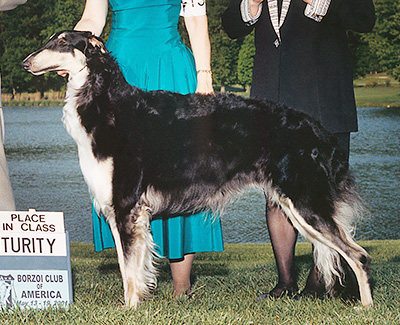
[74,0,108,37]
[196,70,214,95]
[249,0,263,17]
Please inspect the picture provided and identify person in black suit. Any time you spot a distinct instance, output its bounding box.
[222,0,375,299]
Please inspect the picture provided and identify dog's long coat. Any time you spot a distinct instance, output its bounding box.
[22,31,373,308]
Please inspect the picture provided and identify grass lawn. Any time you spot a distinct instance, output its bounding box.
[219,85,400,109]
[354,87,400,108]
[1,240,399,324]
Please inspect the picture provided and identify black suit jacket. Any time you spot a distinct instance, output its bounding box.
[222,0,375,133]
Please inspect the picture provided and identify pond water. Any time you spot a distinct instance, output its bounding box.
[3,106,400,243]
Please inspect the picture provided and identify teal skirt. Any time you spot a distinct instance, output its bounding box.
[92,206,224,259]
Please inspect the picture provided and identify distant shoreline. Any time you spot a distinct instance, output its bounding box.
[2,85,400,108]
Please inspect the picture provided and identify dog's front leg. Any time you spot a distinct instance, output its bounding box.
[106,211,127,292]
[118,203,157,308]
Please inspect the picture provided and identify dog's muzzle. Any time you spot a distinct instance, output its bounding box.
[21,59,32,71]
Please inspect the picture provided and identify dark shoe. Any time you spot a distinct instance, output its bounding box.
[256,283,298,301]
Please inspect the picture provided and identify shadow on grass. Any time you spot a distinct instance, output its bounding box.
[155,260,230,284]
[96,258,230,287]
[295,252,313,265]
[98,263,119,273]
[390,255,400,263]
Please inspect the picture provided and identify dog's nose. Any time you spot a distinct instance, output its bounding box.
[21,60,31,70]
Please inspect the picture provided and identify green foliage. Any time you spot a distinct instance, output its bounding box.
[1,1,50,94]
[364,0,400,80]
[210,32,241,90]
[41,0,85,40]
[0,0,86,96]
[207,0,241,90]
[237,31,255,88]
[347,31,379,79]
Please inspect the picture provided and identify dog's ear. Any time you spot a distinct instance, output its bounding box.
[72,31,93,54]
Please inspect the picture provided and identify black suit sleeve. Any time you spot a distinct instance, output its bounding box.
[325,0,375,32]
[221,0,257,39]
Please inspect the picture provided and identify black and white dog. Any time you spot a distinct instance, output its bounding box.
[22,31,373,308]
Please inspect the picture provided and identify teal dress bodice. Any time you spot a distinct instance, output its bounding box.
[106,0,196,93]
[92,0,224,259]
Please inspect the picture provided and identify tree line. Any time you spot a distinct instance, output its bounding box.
[0,0,399,96]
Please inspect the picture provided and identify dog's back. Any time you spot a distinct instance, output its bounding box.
[104,89,344,211]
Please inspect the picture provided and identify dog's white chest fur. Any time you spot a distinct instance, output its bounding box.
[62,70,113,215]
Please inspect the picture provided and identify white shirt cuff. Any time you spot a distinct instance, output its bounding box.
[240,0,262,25]
[180,0,206,17]
[304,0,331,22]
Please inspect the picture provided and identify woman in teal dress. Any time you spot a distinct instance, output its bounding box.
[74,0,223,296]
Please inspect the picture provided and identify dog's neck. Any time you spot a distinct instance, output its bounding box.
[67,67,90,92]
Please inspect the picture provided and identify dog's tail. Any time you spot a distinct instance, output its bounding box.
[312,181,366,291]
[276,182,371,301]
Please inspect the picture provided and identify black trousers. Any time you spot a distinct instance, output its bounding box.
[333,132,350,162]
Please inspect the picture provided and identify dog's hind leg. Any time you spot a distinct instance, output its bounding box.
[276,196,373,308]
[117,204,158,308]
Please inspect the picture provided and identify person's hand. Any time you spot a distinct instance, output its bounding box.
[302,0,313,4]
[0,0,27,11]
[195,70,214,95]
[57,70,68,77]
[249,0,263,5]
[249,0,263,17]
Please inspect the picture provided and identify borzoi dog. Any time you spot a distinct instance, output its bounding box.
[22,31,373,308]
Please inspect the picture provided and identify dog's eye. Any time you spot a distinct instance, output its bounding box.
[57,38,67,46]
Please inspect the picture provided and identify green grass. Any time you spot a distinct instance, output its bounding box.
[1,240,399,324]
[2,100,64,107]
[354,87,400,108]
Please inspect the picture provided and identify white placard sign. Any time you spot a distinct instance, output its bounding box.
[0,209,72,309]
[0,270,70,309]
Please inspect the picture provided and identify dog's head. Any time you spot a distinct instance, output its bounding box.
[22,30,108,76]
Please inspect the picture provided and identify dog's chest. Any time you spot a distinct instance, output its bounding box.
[62,91,114,213]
